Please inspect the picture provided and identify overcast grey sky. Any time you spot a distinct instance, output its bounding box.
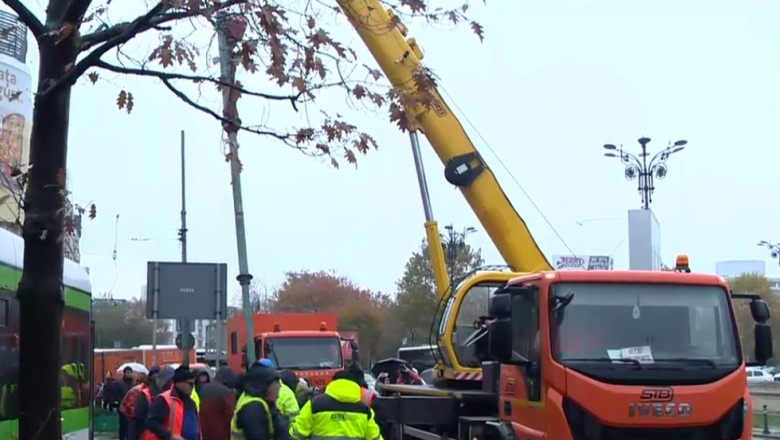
[23,0,780,300]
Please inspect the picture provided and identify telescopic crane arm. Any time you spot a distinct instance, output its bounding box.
[337,0,552,274]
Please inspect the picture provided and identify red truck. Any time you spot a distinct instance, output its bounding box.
[227,313,359,392]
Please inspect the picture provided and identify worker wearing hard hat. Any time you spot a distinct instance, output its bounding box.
[258,358,300,421]
[290,370,382,440]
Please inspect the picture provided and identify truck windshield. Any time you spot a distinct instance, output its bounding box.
[263,336,342,370]
[551,283,740,369]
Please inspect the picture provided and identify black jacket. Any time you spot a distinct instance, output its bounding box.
[146,387,198,439]
[129,390,152,440]
[236,380,290,440]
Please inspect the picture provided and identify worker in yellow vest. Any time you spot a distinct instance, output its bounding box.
[291,371,382,440]
[231,362,285,440]
[190,369,210,412]
[258,358,300,421]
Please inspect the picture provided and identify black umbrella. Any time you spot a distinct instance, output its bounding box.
[371,358,409,384]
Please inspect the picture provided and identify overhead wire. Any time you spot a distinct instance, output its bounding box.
[437,83,581,260]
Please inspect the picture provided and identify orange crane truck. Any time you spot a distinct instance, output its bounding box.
[336,1,774,439]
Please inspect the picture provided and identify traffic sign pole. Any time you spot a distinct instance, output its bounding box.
[177,318,194,366]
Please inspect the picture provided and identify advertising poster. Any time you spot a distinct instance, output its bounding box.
[0,56,32,224]
[552,254,615,271]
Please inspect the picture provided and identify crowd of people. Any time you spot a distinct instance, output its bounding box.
[112,359,381,440]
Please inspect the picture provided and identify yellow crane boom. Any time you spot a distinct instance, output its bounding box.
[337,0,552,275]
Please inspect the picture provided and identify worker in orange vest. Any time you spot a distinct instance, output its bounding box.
[347,362,376,407]
[142,366,200,440]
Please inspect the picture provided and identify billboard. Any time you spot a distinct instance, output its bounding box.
[146,262,228,320]
[0,11,31,226]
[552,254,614,271]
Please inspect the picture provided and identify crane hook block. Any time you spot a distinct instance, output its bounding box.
[444,152,485,187]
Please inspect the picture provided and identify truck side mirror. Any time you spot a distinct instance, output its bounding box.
[350,341,360,362]
[488,292,513,362]
[755,323,773,364]
[488,286,536,365]
[751,299,771,322]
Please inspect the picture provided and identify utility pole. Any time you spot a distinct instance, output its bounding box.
[179,129,192,367]
[216,13,255,368]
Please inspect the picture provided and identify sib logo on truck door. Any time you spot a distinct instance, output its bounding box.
[629,387,692,418]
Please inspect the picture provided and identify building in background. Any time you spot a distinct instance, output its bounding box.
[627,209,661,270]
[715,259,779,295]
[715,260,766,278]
[0,10,32,232]
[63,193,83,262]
[552,254,614,270]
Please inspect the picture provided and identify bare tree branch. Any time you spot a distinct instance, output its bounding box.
[94,60,345,111]
[99,59,300,143]
[39,2,169,97]
[79,0,242,52]
[2,0,45,38]
[158,75,300,144]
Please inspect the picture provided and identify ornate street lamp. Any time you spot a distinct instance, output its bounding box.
[758,240,780,265]
[603,137,687,209]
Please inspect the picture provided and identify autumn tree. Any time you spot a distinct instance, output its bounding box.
[728,273,780,364]
[270,270,392,361]
[395,226,484,345]
[93,295,171,348]
[4,0,486,434]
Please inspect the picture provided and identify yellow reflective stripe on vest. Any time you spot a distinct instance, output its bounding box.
[192,388,200,412]
[231,393,274,440]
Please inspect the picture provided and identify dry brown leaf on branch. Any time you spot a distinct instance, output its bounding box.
[87,72,99,84]
[470,21,485,42]
[88,204,97,219]
[116,90,134,114]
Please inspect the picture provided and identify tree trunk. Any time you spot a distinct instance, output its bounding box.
[17,18,77,440]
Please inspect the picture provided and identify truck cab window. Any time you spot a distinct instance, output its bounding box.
[452,282,501,368]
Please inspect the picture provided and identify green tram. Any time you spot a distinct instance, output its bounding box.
[0,227,93,440]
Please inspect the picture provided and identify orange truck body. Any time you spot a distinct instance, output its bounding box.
[499,270,753,440]
[227,313,351,391]
[94,346,195,380]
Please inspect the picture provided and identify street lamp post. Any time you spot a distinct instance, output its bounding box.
[603,137,687,209]
[758,241,780,266]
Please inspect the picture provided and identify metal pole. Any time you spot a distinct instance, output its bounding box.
[764,404,770,435]
[217,13,256,368]
[408,131,449,298]
[215,264,223,367]
[409,132,434,222]
[180,130,187,263]
[639,138,649,210]
[179,130,192,366]
[152,263,160,365]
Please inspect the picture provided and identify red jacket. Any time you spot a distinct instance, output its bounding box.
[120,384,148,419]
[198,382,236,440]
